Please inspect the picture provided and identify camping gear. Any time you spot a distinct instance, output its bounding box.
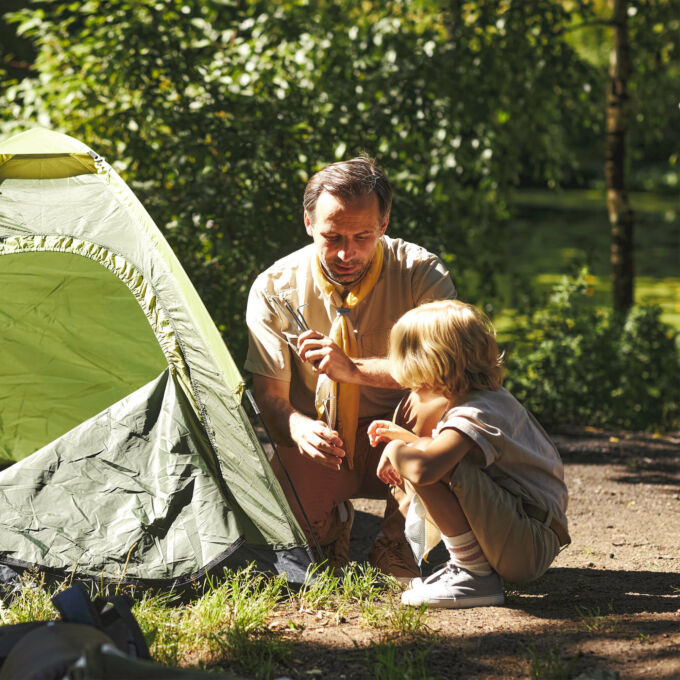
[0,128,315,591]
[0,583,248,679]
[0,582,150,676]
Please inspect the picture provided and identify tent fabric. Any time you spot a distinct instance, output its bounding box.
[0,369,239,582]
[0,128,313,588]
[0,247,169,463]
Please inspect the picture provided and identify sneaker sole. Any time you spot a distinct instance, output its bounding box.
[401,591,505,609]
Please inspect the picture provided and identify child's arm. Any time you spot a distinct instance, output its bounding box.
[381,427,475,486]
[376,451,403,486]
[367,419,419,447]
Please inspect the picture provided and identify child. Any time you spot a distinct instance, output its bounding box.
[368,300,569,608]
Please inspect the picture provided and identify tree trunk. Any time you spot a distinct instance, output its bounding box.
[606,0,635,314]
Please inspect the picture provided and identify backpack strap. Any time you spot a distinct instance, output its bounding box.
[99,595,150,659]
[52,584,150,659]
[52,583,102,628]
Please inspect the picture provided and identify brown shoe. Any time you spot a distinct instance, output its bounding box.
[322,501,354,571]
[369,534,420,584]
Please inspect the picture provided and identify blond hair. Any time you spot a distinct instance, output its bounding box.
[389,300,504,398]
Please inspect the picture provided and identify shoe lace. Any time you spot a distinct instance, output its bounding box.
[422,560,460,585]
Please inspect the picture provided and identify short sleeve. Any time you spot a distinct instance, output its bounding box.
[435,409,502,468]
[244,276,292,381]
[411,255,456,306]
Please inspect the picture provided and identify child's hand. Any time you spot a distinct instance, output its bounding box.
[376,450,402,486]
[368,420,418,447]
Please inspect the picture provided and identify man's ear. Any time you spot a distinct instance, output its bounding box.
[304,211,314,237]
[379,211,390,236]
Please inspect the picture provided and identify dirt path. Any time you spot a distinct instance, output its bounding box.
[281,428,680,679]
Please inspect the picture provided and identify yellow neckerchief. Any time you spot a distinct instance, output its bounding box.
[311,241,384,468]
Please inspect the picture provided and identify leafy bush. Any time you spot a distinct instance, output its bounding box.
[615,305,680,430]
[1,0,599,364]
[505,269,680,431]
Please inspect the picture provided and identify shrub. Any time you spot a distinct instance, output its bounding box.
[615,305,680,430]
[504,269,680,431]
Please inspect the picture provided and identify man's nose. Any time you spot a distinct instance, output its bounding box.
[338,242,354,261]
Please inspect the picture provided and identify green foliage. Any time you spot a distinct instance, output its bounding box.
[295,563,343,611]
[1,0,599,363]
[505,269,680,431]
[360,593,429,633]
[3,1,677,428]
[575,602,618,634]
[134,565,287,670]
[0,571,58,624]
[369,643,442,680]
[523,641,575,680]
[615,305,680,430]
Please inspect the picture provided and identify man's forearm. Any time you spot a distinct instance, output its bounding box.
[256,391,305,447]
[351,357,402,389]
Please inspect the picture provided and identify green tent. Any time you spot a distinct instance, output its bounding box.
[0,128,313,589]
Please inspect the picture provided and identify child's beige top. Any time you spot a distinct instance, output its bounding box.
[435,388,569,528]
[245,235,456,419]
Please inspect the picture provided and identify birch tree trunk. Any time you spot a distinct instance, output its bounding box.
[606,0,635,314]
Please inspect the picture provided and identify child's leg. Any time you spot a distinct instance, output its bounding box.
[410,480,492,576]
[400,477,504,609]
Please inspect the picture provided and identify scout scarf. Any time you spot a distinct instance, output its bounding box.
[311,241,384,468]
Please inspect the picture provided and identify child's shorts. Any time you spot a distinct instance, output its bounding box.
[448,458,563,583]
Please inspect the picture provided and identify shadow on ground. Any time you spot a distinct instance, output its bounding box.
[510,567,680,618]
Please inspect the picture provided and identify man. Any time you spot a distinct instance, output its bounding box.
[245,156,456,579]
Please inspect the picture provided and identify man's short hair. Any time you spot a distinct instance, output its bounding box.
[303,156,392,222]
[389,300,504,398]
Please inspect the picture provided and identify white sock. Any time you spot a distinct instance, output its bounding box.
[442,530,492,576]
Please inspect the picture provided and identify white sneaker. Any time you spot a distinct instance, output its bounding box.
[401,562,504,609]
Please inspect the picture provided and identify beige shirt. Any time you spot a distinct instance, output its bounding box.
[245,235,456,419]
[435,388,569,527]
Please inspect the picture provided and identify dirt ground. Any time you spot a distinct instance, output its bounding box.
[272,427,680,679]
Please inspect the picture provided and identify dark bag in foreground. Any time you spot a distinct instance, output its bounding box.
[0,583,247,680]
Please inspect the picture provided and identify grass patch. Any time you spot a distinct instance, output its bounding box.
[295,562,342,611]
[368,643,443,680]
[360,593,429,633]
[575,603,618,634]
[523,642,576,680]
[133,565,288,676]
[0,563,425,678]
[295,562,400,623]
[0,571,59,624]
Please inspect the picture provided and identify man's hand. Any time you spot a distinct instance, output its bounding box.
[290,412,346,470]
[368,419,418,447]
[297,330,357,383]
[376,447,402,486]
